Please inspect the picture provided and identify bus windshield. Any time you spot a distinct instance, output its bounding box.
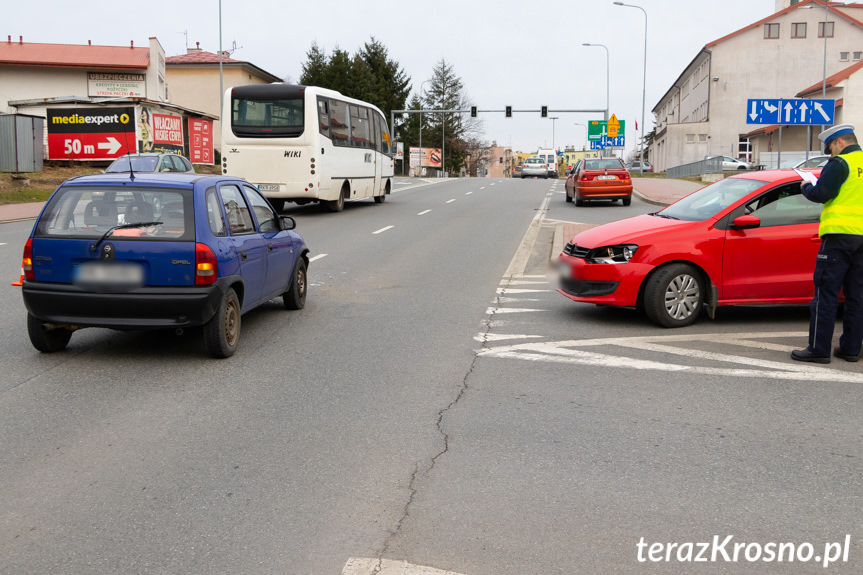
[231,85,305,138]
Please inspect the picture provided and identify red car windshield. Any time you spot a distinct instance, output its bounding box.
[584,159,625,171]
[658,177,763,221]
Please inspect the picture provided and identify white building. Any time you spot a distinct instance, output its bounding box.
[650,0,863,171]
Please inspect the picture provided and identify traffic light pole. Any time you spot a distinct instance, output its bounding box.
[390,107,607,175]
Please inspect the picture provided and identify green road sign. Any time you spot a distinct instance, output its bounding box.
[588,116,625,140]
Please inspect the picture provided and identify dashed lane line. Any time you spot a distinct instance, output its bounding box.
[372,225,394,235]
[308,253,327,263]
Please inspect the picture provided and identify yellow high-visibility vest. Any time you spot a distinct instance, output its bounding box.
[820,150,863,236]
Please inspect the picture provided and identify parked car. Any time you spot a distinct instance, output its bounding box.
[105,153,195,174]
[779,155,830,169]
[20,172,309,357]
[521,157,549,178]
[557,168,823,327]
[626,160,654,173]
[711,155,752,170]
[564,157,633,206]
[512,165,523,178]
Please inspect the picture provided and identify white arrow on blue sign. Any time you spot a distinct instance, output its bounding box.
[747,98,834,125]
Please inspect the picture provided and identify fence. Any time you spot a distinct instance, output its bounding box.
[666,156,723,179]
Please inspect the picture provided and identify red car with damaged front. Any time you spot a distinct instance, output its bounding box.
[557,169,824,327]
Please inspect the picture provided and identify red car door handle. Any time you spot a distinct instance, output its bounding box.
[811,235,822,243]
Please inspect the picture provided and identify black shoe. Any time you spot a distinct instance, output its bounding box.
[833,347,860,362]
[791,349,831,364]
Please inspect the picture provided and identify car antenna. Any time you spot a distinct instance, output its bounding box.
[122,116,135,179]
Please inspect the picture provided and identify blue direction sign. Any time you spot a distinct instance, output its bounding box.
[590,136,625,150]
[747,98,835,125]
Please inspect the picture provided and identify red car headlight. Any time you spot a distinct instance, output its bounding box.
[587,244,638,264]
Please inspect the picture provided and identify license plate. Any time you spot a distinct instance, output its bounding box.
[558,261,571,279]
[74,261,143,289]
[258,184,279,192]
[597,175,616,180]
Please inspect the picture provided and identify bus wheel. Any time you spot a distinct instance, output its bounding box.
[323,185,347,212]
[374,185,388,203]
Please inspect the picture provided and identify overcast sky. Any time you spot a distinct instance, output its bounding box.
[8,0,776,155]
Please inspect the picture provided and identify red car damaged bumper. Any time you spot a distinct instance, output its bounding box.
[556,253,651,307]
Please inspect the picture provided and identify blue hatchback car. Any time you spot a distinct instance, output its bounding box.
[21,172,309,358]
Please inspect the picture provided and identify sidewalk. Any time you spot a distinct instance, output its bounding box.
[0,201,44,223]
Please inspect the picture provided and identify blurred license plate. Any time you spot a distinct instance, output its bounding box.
[258,184,279,192]
[75,262,143,288]
[597,175,616,180]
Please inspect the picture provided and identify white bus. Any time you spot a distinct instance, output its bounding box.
[222,84,394,212]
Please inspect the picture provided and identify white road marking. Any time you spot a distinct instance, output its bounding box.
[446,199,456,204]
[486,307,548,314]
[418,209,432,216]
[465,191,473,195]
[343,558,466,575]
[372,225,394,235]
[496,288,548,294]
[475,333,543,342]
[309,254,328,262]
[480,187,486,190]
[477,332,863,382]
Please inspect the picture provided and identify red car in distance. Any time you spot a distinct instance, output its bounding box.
[565,157,633,206]
[558,169,824,327]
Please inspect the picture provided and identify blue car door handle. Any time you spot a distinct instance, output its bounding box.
[240,251,247,261]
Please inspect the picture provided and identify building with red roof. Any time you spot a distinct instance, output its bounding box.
[650,0,863,172]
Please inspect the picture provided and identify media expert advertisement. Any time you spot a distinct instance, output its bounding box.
[189,118,214,165]
[139,110,184,155]
[47,107,135,160]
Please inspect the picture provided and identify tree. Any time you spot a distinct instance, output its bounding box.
[299,42,328,88]
[297,38,411,134]
[358,38,411,125]
[422,58,483,174]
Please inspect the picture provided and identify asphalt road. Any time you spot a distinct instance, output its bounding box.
[1,178,861,575]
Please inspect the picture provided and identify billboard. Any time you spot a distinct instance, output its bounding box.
[139,111,184,154]
[87,72,145,98]
[409,147,442,168]
[188,118,214,164]
[47,107,135,160]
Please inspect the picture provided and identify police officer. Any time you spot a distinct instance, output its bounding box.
[792,123,863,363]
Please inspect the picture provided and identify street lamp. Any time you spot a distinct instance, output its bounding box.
[582,43,610,121]
[549,116,559,149]
[802,2,831,155]
[614,1,647,175]
[418,79,430,176]
[574,122,587,150]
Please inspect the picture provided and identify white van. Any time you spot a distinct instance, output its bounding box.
[536,148,558,178]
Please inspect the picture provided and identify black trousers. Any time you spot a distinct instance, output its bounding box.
[808,233,863,356]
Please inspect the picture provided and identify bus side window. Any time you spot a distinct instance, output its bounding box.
[371,113,380,153]
[330,100,349,146]
[317,97,330,138]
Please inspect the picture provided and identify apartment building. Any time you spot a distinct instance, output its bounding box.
[650,0,863,171]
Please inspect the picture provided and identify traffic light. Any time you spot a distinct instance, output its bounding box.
[541,106,548,118]
[470,106,477,118]
[505,106,512,118]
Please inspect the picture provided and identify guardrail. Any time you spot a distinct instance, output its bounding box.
[666,156,723,178]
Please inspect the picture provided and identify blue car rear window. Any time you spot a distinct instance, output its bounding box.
[35,186,195,241]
